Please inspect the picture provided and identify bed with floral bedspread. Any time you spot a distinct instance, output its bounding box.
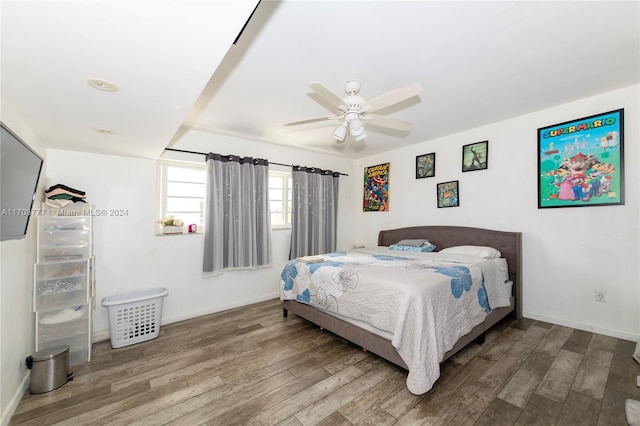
[280,247,512,394]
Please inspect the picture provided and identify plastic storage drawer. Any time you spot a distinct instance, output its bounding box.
[34,260,89,312]
[37,333,90,366]
[39,217,90,232]
[36,305,89,344]
[38,245,90,263]
[39,228,90,247]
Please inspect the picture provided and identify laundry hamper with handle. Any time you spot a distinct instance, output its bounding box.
[102,288,169,348]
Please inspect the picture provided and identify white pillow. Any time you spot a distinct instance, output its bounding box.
[493,257,509,282]
[439,245,501,259]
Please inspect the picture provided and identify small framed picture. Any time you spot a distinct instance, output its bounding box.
[462,140,488,172]
[416,153,435,179]
[437,180,459,208]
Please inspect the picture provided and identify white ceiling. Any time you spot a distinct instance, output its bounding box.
[1,0,259,158]
[2,1,639,160]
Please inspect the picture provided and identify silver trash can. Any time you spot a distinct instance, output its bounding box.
[25,345,73,394]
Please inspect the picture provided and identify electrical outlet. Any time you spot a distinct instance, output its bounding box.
[595,289,606,302]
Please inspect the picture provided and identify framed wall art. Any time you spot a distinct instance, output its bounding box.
[416,153,435,179]
[462,140,488,172]
[538,108,624,209]
[363,162,389,211]
[437,180,459,208]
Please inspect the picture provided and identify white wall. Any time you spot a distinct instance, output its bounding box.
[45,133,357,340]
[0,107,46,426]
[352,84,639,340]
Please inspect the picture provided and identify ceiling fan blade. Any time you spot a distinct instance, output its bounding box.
[365,83,423,113]
[283,114,342,126]
[363,114,413,131]
[307,82,346,110]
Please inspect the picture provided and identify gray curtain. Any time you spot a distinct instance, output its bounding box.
[289,166,340,259]
[203,153,271,275]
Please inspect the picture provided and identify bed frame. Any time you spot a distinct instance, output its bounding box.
[282,225,522,370]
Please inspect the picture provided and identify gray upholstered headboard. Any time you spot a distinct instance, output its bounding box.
[378,225,522,318]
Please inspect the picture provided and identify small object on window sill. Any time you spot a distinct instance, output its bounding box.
[162,225,184,234]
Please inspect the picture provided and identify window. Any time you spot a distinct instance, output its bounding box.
[269,171,292,229]
[158,160,292,232]
[158,160,205,231]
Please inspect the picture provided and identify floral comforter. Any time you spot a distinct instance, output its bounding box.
[279,247,511,395]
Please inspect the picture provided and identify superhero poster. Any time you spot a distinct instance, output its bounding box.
[363,163,389,211]
[538,109,624,209]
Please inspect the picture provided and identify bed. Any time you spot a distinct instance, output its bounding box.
[280,225,522,395]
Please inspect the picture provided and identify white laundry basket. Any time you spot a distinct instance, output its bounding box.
[102,288,168,348]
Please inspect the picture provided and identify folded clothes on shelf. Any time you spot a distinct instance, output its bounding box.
[45,184,86,196]
[44,199,74,208]
[44,183,87,205]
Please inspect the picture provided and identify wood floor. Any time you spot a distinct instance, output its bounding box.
[11,298,640,425]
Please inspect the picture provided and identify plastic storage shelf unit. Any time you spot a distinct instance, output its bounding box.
[34,206,94,366]
[102,288,169,348]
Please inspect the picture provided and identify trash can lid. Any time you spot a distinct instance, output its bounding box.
[31,345,69,362]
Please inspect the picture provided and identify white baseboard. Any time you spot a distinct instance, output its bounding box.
[93,292,280,343]
[2,372,29,426]
[524,310,639,342]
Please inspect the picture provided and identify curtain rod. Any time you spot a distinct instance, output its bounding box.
[164,148,349,176]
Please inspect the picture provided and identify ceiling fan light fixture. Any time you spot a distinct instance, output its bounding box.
[290,80,421,146]
[349,118,366,137]
[332,123,347,141]
[354,129,367,142]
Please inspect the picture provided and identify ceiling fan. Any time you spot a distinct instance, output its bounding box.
[284,80,423,142]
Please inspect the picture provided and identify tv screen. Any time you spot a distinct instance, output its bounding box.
[1,122,44,241]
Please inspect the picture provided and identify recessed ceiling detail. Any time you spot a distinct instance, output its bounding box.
[87,78,119,92]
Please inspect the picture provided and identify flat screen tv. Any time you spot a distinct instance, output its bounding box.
[1,122,44,241]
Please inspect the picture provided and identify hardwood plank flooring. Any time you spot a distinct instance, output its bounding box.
[10,299,640,425]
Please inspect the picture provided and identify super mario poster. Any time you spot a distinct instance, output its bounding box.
[538,109,624,209]
[363,163,389,211]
